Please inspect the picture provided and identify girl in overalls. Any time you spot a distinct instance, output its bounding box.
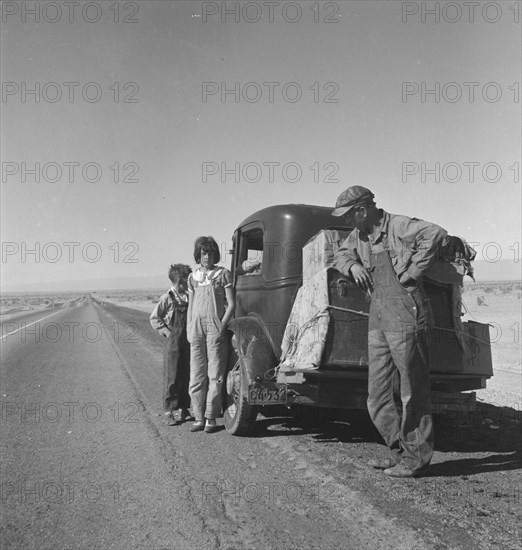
[187,236,235,433]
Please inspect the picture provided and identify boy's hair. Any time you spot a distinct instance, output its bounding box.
[193,236,220,263]
[168,263,191,283]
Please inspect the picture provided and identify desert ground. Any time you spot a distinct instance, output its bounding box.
[0,292,86,316]
[459,281,521,410]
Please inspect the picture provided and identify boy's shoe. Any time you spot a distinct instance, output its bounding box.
[181,409,195,422]
[172,410,185,424]
[189,421,205,432]
[165,412,181,426]
[204,419,219,433]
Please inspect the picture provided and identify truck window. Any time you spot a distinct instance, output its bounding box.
[238,228,263,276]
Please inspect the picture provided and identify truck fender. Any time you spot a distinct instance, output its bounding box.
[228,315,279,392]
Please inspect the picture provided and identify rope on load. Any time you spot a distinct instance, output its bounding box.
[326,305,370,318]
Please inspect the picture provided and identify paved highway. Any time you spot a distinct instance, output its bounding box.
[1,295,520,549]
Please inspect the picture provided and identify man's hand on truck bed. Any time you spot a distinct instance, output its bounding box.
[349,264,373,293]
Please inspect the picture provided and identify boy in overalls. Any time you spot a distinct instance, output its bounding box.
[150,264,193,426]
[187,236,235,433]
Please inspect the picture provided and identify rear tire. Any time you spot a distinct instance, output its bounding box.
[224,359,258,436]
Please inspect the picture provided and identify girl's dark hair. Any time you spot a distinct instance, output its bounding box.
[168,263,191,283]
[193,236,220,263]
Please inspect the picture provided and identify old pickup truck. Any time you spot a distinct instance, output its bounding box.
[223,204,493,435]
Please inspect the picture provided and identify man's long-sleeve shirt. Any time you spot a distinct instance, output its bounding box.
[334,210,447,283]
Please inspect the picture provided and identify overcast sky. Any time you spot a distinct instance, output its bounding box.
[1,0,520,290]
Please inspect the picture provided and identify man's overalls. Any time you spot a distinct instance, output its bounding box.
[164,292,191,413]
[367,240,434,472]
[189,268,227,421]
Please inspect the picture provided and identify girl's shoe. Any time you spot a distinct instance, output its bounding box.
[190,421,204,432]
[368,457,397,470]
[204,419,219,433]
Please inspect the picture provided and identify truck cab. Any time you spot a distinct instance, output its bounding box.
[223,204,493,435]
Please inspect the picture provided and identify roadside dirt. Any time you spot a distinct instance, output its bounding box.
[256,405,521,550]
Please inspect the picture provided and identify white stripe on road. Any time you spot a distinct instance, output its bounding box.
[1,309,64,340]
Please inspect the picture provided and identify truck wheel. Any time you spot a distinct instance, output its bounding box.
[224,359,258,436]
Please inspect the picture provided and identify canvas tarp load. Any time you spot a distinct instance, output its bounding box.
[280,230,344,371]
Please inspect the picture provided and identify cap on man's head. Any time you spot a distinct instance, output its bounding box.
[332,186,375,217]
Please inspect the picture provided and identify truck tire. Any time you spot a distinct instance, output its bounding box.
[224,359,258,436]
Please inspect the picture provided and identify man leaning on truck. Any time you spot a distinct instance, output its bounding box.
[332,186,447,478]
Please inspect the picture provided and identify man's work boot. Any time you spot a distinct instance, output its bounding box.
[367,457,397,470]
[384,463,430,478]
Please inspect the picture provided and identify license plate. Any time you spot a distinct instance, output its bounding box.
[248,384,287,405]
